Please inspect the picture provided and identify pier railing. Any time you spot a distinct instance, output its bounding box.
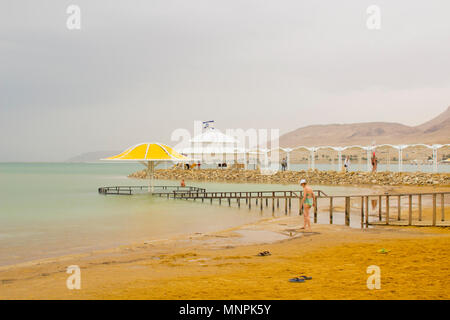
[169,189,327,214]
[172,189,327,199]
[346,192,449,227]
[170,190,448,228]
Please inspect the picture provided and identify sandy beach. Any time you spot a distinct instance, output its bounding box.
[1,185,449,300]
[3,0,450,305]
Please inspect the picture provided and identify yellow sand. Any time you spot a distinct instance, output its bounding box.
[1,215,449,300]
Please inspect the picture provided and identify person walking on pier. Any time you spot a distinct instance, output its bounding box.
[300,179,315,231]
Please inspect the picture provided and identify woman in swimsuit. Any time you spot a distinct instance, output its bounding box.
[300,179,315,231]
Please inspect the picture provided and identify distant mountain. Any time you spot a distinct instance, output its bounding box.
[280,106,450,147]
[66,151,121,163]
[415,106,450,134]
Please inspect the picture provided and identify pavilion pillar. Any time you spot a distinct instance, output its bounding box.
[358,153,362,171]
[147,161,155,193]
[398,147,403,172]
[387,149,391,171]
[286,150,291,170]
[433,147,438,173]
[235,141,240,167]
[264,150,269,169]
[222,142,226,165]
[310,148,315,170]
[256,147,260,170]
[366,148,371,172]
[243,150,248,170]
[338,150,342,171]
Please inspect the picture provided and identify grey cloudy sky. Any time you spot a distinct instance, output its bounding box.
[1,0,449,161]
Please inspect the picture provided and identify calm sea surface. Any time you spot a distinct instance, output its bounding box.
[0,163,371,266]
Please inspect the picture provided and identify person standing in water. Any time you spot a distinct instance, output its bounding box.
[370,152,379,210]
[344,156,350,172]
[180,179,186,187]
[371,152,378,172]
[281,157,287,171]
[300,179,315,231]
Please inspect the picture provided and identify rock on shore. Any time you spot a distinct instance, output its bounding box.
[128,168,450,186]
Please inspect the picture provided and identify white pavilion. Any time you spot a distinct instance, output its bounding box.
[179,124,248,167]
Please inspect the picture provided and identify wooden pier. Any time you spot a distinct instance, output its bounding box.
[98,185,449,228]
[172,190,449,227]
[172,190,327,217]
[315,192,450,228]
[98,185,206,195]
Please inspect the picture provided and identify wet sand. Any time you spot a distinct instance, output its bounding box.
[1,210,449,300]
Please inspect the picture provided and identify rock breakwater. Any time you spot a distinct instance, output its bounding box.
[128,169,450,186]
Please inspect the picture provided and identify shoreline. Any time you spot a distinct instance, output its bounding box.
[1,183,449,299]
[0,184,425,269]
[1,216,449,299]
[1,205,450,299]
[1,184,448,270]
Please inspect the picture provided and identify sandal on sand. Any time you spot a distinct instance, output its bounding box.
[258,251,271,256]
[298,275,312,280]
[289,277,306,283]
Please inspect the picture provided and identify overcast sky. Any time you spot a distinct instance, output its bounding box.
[1,0,449,161]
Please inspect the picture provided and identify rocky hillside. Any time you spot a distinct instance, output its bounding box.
[280,106,450,147]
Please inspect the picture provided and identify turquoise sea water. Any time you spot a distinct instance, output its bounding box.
[0,163,369,266]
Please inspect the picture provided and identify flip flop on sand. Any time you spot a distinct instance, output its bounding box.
[257,251,271,256]
[297,275,312,280]
[289,277,306,283]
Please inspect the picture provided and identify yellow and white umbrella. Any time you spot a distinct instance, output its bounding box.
[102,142,189,193]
